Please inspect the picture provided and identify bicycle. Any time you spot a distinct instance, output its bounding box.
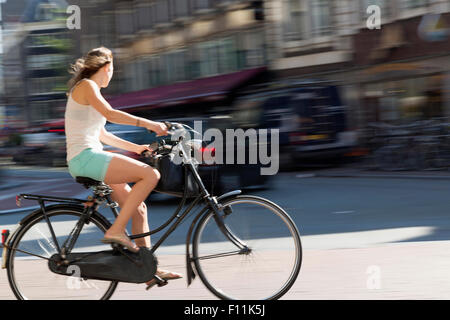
[1,121,302,300]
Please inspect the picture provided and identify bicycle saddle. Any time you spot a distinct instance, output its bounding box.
[75,176,102,189]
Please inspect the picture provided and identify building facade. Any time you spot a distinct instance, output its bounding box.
[75,0,267,95]
[268,0,450,132]
[1,0,73,127]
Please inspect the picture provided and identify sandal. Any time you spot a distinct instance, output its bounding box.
[101,234,139,253]
[146,269,183,290]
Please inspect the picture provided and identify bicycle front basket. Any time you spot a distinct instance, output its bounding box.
[145,150,200,198]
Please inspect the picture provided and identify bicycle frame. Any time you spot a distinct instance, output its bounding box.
[128,133,248,251]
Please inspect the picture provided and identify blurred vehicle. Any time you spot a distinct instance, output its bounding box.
[103,123,155,159]
[12,132,56,166]
[232,81,358,168]
[148,116,270,195]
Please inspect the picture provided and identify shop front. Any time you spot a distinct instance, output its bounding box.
[360,62,446,125]
[353,13,450,127]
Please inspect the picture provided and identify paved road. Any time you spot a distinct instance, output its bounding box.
[0,168,449,299]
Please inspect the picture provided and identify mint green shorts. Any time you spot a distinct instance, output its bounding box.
[68,148,114,182]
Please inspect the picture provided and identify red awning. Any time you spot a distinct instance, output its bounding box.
[107,67,266,111]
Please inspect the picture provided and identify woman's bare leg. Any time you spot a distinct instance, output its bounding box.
[106,156,182,283]
[110,183,150,248]
[103,153,160,240]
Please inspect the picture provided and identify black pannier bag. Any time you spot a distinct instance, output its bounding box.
[143,145,200,198]
[48,247,158,283]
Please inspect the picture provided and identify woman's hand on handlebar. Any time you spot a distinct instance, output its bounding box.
[133,144,153,156]
[147,121,169,136]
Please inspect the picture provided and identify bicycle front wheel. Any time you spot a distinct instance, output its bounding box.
[193,195,302,300]
[6,206,118,300]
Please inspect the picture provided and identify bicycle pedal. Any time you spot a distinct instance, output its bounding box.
[154,275,168,287]
[145,275,168,290]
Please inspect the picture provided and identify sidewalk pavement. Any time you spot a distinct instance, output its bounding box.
[1,240,450,299]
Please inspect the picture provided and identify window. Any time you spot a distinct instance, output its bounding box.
[138,4,153,30]
[198,41,220,77]
[284,0,331,40]
[30,101,51,122]
[140,59,152,90]
[28,32,67,47]
[156,51,187,84]
[124,61,139,91]
[284,0,308,40]
[30,99,65,122]
[218,37,238,73]
[310,0,331,37]
[117,10,134,35]
[99,14,115,47]
[29,77,65,94]
[193,0,210,10]
[149,55,163,87]
[188,46,202,79]
[155,0,170,24]
[172,0,189,18]
[34,3,58,22]
[171,50,187,82]
[29,99,65,122]
[27,54,66,70]
[242,32,265,67]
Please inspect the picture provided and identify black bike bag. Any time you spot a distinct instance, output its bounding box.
[48,247,158,283]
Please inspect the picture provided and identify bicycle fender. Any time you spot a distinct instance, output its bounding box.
[1,223,20,269]
[185,206,209,286]
[217,190,242,202]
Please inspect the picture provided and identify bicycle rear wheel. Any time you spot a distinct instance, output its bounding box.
[6,206,118,300]
[193,195,302,300]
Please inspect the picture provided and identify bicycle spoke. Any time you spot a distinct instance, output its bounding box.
[193,196,301,300]
[10,247,53,261]
[7,208,117,300]
[195,250,243,261]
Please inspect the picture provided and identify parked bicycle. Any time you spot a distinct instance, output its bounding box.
[1,121,302,300]
[365,119,450,171]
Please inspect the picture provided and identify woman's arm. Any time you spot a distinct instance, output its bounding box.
[99,127,142,154]
[82,80,168,136]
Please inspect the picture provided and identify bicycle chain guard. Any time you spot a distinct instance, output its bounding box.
[48,247,158,283]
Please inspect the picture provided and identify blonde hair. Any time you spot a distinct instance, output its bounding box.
[67,47,113,94]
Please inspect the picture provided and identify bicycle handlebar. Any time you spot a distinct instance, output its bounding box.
[141,121,190,158]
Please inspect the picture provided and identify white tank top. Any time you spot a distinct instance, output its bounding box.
[65,79,106,162]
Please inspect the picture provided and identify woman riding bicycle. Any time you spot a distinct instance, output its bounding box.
[65,47,181,286]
